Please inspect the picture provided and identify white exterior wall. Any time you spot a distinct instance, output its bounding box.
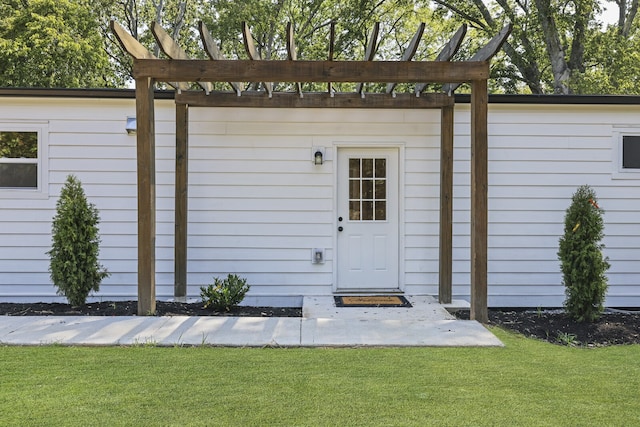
[0,95,638,306]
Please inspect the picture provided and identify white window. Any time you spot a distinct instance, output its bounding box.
[0,123,48,197]
[612,128,640,179]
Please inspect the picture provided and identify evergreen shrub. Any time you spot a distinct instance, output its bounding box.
[47,175,109,306]
[557,185,609,322]
[200,274,250,311]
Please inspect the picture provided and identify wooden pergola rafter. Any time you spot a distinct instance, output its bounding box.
[111,20,512,321]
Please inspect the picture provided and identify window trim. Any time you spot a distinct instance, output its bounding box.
[612,127,640,180]
[0,122,49,198]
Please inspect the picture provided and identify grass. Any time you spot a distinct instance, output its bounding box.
[1,328,639,426]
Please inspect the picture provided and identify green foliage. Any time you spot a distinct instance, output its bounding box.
[558,185,609,322]
[0,0,111,87]
[571,26,640,95]
[47,175,109,306]
[200,274,250,311]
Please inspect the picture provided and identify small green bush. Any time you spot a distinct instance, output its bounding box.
[47,175,109,306]
[200,274,250,311]
[557,185,609,322]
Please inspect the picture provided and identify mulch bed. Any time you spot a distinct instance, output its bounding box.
[0,300,302,318]
[456,309,640,347]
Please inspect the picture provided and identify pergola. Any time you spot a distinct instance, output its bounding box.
[111,20,511,321]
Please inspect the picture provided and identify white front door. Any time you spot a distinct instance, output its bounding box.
[336,148,399,291]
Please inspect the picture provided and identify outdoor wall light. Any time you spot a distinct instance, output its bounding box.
[312,147,325,165]
[125,116,137,135]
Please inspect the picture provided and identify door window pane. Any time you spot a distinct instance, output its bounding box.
[375,180,385,199]
[347,157,387,221]
[349,201,360,221]
[362,158,374,178]
[375,201,386,220]
[362,180,373,199]
[362,201,373,221]
[349,158,360,178]
[349,179,360,199]
[375,158,386,178]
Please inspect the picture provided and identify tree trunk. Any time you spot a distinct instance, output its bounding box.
[622,0,640,37]
[535,0,570,94]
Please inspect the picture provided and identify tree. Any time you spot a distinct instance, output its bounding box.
[48,175,109,306]
[558,185,609,322]
[0,0,111,87]
[432,0,640,94]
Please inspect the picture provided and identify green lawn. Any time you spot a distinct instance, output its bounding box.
[1,328,639,426]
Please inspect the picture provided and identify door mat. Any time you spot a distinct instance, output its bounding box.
[334,295,412,308]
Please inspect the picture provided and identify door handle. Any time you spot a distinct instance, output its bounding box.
[338,226,344,232]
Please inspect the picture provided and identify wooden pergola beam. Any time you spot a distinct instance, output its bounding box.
[328,22,335,94]
[133,59,490,83]
[415,24,466,94]
[356,22,380,94]
[286,22,303,97]
[198,21,243,94]
[175,91,454,109]
[242,22,273,96]
[151,22,213,94]
[386,23,425,94]
[443,24,512,94]
[110,20,189,92]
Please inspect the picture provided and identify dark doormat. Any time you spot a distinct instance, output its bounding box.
[334,295,412,308]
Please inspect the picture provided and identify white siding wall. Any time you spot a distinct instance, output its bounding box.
[0,96,638,306]
[480,104,640,307]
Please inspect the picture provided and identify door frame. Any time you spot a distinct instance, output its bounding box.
[331,140,405,293]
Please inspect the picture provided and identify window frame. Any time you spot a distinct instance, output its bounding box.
[0,122,49,198]
[612,127,640,180]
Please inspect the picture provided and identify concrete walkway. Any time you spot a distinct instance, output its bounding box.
[0,295,502,347]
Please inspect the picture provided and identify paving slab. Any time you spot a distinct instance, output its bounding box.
[0,295,502,347]
[303,295,455,320]
[155,316,301,347]
[301,318,501,347]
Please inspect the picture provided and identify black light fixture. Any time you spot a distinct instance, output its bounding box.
[314,150,324,165]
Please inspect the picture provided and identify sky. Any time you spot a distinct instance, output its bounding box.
[600,3,618,26]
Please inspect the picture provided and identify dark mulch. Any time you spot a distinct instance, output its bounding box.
[0,300,302,318]
[456,309,640,347]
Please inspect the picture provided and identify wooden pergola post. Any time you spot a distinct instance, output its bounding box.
[136,77,156,315]
[175,103,189,301]
[470,78,489,323]
[439,105,454,304]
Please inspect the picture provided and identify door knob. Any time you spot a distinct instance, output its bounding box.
[338,226,344,232]
[338,217,343,222]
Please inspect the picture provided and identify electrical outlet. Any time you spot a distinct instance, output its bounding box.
[312,248,325,264]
